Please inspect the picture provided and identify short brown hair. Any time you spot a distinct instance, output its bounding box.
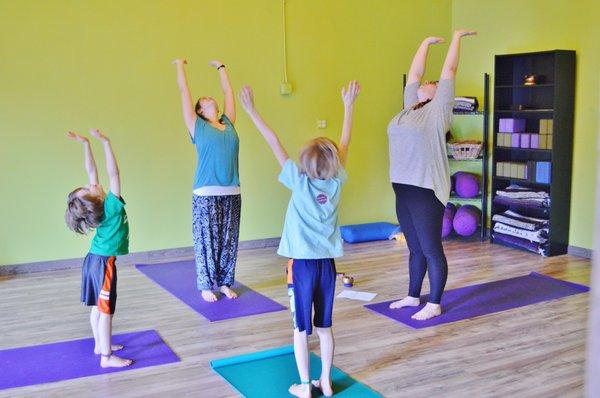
[299,137,341,180]
[65,188,105,234]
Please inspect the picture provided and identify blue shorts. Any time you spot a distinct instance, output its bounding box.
[81,253,117,315]
[287,258,336,335]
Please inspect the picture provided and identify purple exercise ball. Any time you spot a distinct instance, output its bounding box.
[442,203,457,238]
[453,204,481,236]
[454,172,480,198]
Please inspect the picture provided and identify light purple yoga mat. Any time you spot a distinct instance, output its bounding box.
[365,272,589,329]
[0,330,180,391]
[135,260,286,322]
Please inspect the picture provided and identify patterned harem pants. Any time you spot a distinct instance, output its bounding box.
[192,194,241,290]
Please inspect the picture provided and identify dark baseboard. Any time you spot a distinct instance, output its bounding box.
[568,245,593,259]
[0,237,281,276]
[1,237,589,276]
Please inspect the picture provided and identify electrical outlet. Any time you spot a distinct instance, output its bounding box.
[317,119,327,129]
[280,82,293,95]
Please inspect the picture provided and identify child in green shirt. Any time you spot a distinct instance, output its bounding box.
[65,129,131,368]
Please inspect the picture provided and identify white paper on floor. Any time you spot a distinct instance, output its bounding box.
[336,290,377,302]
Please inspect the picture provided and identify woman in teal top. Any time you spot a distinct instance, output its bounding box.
[173,58,241,303]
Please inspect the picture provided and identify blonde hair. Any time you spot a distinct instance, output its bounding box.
[299,137,341,180]
[65,188,105,234]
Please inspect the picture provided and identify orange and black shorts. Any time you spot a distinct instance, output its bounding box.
[81,253,117,314]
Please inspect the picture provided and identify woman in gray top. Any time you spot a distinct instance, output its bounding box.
[388,30,476,320]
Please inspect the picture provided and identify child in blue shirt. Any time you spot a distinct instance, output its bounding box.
[240,81,360,398]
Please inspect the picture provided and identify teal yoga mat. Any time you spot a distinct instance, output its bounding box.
[211,345,382,397]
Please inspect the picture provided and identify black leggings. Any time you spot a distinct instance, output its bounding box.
[393,183,448,304]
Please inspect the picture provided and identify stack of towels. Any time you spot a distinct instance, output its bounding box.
[492,185,550,256]
[493,185,550,209]
[453,96,479,112]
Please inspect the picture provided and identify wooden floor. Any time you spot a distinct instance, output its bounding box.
[0,239,591,398]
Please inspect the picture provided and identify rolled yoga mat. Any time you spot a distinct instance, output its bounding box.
[364,272,589,329]
[136,260,286,322]
[211,345,383,397]
[0,330,180,391]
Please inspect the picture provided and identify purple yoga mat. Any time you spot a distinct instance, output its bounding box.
[365,272,589,329]
[0,330,180,391]
[135,260,286,322]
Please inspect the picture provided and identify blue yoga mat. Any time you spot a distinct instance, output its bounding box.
[211,345,382,397]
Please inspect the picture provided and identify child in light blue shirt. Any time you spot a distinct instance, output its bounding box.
[240,81,360,398]
[277,159,347,260]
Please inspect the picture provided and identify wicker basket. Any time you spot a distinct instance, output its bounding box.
[448,141,482,160]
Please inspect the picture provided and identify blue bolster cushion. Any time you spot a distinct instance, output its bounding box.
[340,222,400,243]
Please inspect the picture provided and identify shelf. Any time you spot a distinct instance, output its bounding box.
[494,147,552,155]
[443,226,486,242]
[495,109,554,113]
[453,110,483,115]
[495,84,554,88]
[448,156,483,161]
[449,194,482,202]
[493,176,551,187]
[491,50,575,256]
[491,201,550,217]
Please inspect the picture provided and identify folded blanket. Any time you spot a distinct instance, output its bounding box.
[454,103,476,109]
[493,232,548,256]
[492,210,549,231]
[493,195,551,208]
[493,222,548,243]
[454,104,476,112]
[496,190,549,200]
[453,96,479,112]
[455,96,478,104]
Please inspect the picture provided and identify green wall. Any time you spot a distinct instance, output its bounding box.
[3,0,596,267]
[452,0,600,250]
[0,0,451,265]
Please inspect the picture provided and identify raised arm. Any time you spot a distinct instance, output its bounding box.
[440,30,477,80]
[90,129,121,197]
[209,60,235,124]
[239,86,289,167]
[172,59,197,137]
[338,80,361,166]
[407,37,444,85]
[67,131,99,186]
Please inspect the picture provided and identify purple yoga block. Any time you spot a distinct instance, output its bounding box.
[530,134,540,149]
[511,133,521,147]
[520,133,531,148]
[499,118,526,133]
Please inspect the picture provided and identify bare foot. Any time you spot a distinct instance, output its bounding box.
[201,290,218,302]
[94,344,123,355]
[288,383,311,398]
[100,354,133,368]
[411,302,442,320]
[389,296,420,309]
[312,379,333,397]
[220,285,238,299]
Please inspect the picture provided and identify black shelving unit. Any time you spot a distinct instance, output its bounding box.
[403,73,490,242]
[490,50,575,256]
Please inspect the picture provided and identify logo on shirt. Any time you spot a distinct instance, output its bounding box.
[316,193,328,205]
